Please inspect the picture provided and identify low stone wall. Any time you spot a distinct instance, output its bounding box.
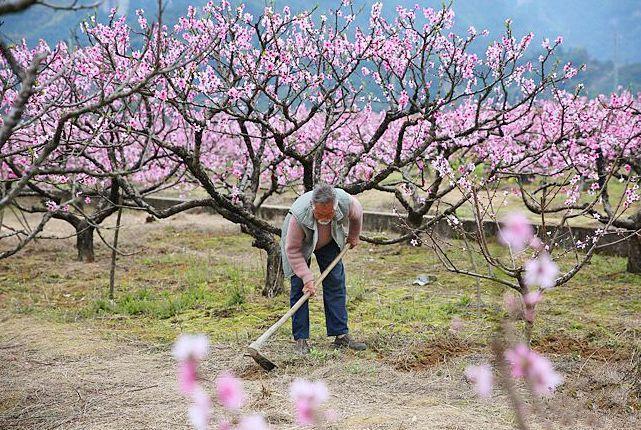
[141,196,634,259]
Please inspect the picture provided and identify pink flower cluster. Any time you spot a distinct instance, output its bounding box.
[173,335,336,429]
[289,379,335,426]
[498,212,534,252]
[505,344,563,396]
[498,212,559,289]
[464,364,494,398]
[524,253,559,290]
[465,344,563,399]
[173,334,267,430]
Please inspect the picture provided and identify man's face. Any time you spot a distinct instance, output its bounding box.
[312,201,336,225]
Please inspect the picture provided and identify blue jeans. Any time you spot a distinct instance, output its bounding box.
[290,240,349,340]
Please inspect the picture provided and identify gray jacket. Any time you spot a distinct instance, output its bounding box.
[280,188,353,279]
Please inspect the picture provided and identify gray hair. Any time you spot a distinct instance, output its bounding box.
[312,183,336,205]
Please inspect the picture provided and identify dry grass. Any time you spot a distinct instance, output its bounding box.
[3,314,637,430]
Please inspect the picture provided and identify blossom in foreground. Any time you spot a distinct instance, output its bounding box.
[173,334,209,395]
[188,388,212,430]
[173,334,213,429]
[498,212,534,251]
[464,364,494,398]
[178,360,199,394]
[173,334,210,361]
[289,379,330,425]
[216,372,246,411]
[237,414,269,430]
[505,344,563,395]
[524,253,559,289]
[522,290,543,322]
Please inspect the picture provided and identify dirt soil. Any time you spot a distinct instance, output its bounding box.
[0,313,637,430]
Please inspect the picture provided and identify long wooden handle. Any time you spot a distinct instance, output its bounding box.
[249,244,350,350]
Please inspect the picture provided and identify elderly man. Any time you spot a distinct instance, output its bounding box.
[280,183,367,355]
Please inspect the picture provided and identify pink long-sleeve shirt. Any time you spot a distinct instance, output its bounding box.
[285,196,363,284]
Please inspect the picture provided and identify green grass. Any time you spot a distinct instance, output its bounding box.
[1,222,639,359]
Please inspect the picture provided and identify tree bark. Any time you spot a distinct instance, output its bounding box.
[109,196,124,299]
[302,162,314,192]
[76,220,95,262]
[263,243,284,298]
[241,224,284,298]
[627,233,641,274]
[406,210,423,229]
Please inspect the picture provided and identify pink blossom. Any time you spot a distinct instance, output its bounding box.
[563,63,578,79]
[522,290,543,322]
[172,334,209,361]
[218,421,233,430]
[370,2,382,21]
[188,388,212,430]
[398,90,409,109]
[505,344,563,395]
[237,414,269,430]
[528,236,544,251]
[464,364,494,398]
[215,371,245,411]
[541,38,550,49]
[45,200,59,212]
[524,253,559,289]
[289,379,329,426]
[227,87,241,102]
[178,359,198,394]
[294,399,314,425]
[498,212,534,251]
[523,290,542,306]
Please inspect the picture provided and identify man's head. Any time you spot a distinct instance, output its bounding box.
[311,184,337,225]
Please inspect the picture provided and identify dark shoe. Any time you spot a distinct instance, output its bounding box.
[333,334,367,351]
[294,339,311,355]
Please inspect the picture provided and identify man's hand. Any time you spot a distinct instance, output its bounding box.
[347,236,359,248]
[303,281,316,297]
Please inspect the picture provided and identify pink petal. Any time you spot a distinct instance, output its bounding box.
[178,360,198,395]
[237,414,269,430]
[173,334,210,361]
[216,371,245,411]
[464,364,494,398]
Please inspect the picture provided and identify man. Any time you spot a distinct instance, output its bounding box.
[280,183,367,355]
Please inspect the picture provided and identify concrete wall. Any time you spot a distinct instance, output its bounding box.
[141,196,634,259]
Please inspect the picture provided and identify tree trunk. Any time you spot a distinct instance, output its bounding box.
[76,220,95,262]
[109,197,124,299]
[406,211,423,229]
[241,224,284,298]
[302,163,314,192]
[627,234,641,274]
[405,210,423,245]
[263,243,284,298]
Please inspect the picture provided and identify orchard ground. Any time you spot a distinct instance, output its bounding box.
[1,211,640,429]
